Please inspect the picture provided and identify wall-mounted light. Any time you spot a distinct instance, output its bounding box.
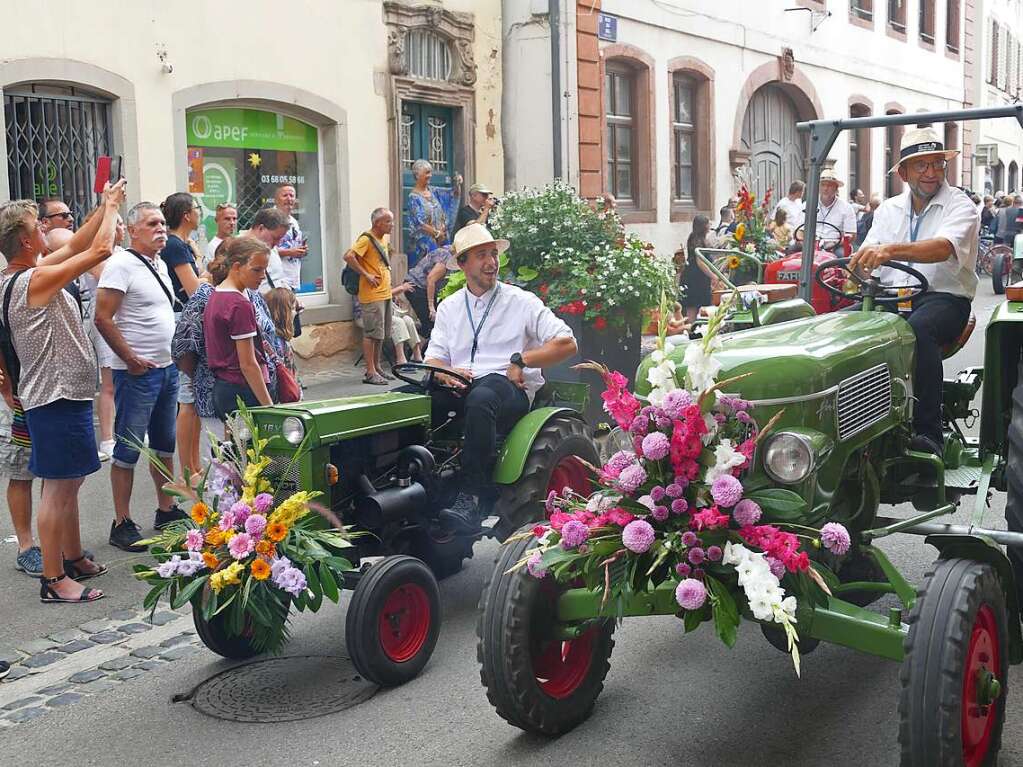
[156,44,173,74]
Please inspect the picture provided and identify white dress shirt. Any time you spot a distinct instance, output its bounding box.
[863,181,979,299]
[425,281,574,401]
[816,196,858,240]
[774,196,805,230]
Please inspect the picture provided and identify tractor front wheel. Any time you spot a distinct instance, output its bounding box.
[477,527,614,735]
[898,558,1008,767]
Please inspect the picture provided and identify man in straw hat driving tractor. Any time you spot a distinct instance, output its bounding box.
[849,125,979,457]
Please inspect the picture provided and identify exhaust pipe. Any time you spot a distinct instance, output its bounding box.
[898,521,1023,547]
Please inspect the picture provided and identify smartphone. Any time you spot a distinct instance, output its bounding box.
[93,156,112,194]
[112,155,123,183]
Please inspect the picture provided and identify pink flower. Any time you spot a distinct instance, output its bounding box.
[691,506,729,531]
[675,578,707,610]
[710,475,743,508]
[252,493,274,515]
[651,505,669,522]
[820,522,851,556]
[230,501,252,525]
[671,498,689,515]
[548,511,572,531]
[218,510,236,531]
[622,519,656,553]
[767,556,786,579]
[228,532,254,560]
[606,507,636,527]
[675,562,692,578]
[531,524,548,538]
[687,547,706,565]
[641,432,671,461]
[244,514,267,538]
[526,551,548,579]
[650,486,666,502]
[616,464,647,494]
[665,483,685,498]
[629,415,649,436]
[184,529,204,551]
[681,531,698,547]
[706,545,723,562]
[732,499,762,527]
[545,490,559,515]
[560,519,590,550]
[602,450,637,480]
[660,389,692,419]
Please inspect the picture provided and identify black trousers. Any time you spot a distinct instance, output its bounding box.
[213,379,277,421]
[418,373,530,492]
[406,285,433,340]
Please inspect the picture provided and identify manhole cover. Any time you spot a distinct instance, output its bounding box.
[188,655,377,722]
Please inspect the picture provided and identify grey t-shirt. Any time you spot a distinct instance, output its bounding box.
[0,268,97,410]
[96,249,176,369]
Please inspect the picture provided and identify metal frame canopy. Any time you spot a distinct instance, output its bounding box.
[796,105,1023,301]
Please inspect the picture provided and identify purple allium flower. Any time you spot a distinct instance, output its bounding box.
[640,406,655,417]
[671,498,689,515]
[244,514,267,538]
[732,499,762,527]
[526,551,548,579]
[641,432,671,461]
[622,519,656,553]
[693,568,705,579]
[675,562,692,578]
[230,501,252,525]
[185,529,204,551]
[767,556,786,579]
[218,510,236,532]
[605,450,637,476]
[713,413,727,425]
[629,415,649,436]
[661,389,692,419]
[820,522,852,556]
[228,532,254,560]
[666,483,684,499]
[545,490,558,515]
[617,463,648,494]
[253,493,274,515]
[651,505,669,522]
[710,474,744,508]
[681,531,698,547]
[560,519,590,550]
[688,547,706,565]
[655,416,672,431]
[675,578,708,610]
[736,411,753,425]
[650,485,666,502]
[706,545,723,562]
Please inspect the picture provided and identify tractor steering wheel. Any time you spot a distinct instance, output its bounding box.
[391,362,473,397]
[813,257,929,306]
[793,220,845,252]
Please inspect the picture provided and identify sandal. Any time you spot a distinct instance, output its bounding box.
[363,373,388,386]
[40,574,104,604]
[63,554,108,582]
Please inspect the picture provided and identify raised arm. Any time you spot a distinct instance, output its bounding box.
[40,180,125,266]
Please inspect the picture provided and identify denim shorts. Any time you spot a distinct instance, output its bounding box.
[112,365,179,467]
[178,369,195,405]
[24,399,100,479]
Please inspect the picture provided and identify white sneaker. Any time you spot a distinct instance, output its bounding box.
[99,439,115,462]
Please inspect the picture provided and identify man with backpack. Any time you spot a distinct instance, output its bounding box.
[343,207,394,385]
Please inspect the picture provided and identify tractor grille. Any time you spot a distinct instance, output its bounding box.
[262,456,300,503]
[837,364,892,440]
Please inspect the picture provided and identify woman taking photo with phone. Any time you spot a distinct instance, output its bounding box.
[203,237,276,420]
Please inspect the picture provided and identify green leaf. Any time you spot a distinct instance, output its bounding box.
[318,562,340,604]
[516,266,539,282]
[705,575,740,648]
[202,589,218,620]
[746,488,808,522]
[170,575,209,610]
[683,605,706,633]
[143,584,166,613]
[304,564,323,612]
[241,571,254,608]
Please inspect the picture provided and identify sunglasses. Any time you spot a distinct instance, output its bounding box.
[215,202,238,211]
[43,211,73,220]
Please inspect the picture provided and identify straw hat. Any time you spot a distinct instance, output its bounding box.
[451,223,509,261]
[888,126,960,174]
[819,168,844,187]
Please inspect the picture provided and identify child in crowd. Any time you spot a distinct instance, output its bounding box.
[264,287,299,375]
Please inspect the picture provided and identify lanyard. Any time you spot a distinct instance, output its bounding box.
[909,207,930,243]
[464,284,501,365]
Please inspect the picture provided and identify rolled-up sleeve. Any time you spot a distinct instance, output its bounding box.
[935,196,981,270]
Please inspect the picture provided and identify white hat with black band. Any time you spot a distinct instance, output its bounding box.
[888,126,960,175]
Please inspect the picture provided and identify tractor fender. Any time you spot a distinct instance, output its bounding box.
[925,533,1023,664]
[492,407,583,485]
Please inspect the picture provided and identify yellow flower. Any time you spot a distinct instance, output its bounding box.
[268,491,317,528]
[209,561,244,593]
[250,558,271,581]
[726,255,741,270]
[266,521,289,543]
[190,502,209,525]
[734,223,746,241]
[222,529,237,544]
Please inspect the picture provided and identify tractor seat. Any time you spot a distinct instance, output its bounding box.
[940,313,976,359]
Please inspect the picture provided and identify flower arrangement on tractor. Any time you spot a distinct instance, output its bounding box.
[720,182,782,285]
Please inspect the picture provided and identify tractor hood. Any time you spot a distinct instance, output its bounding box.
[636,311,916,402]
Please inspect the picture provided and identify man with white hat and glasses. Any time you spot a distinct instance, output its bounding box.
[422,223,577,533]
[850,126,978,456]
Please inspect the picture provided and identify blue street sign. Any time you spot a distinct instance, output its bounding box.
[598,13,618,42]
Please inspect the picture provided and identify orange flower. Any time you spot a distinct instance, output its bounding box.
[734,223,746,242]
[190,502,209,525]
[202,551,219,570]
[250,558,271,581]
[266,521,288,543]
[205,529,224,547]
[255,539,276,557]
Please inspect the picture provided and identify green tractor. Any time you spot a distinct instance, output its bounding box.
[476,105,1023,765]
[191,365,597,687]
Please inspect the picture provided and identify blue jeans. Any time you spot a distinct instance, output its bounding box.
[112,365,179,467]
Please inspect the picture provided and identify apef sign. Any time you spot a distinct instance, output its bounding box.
[598,13,618,42]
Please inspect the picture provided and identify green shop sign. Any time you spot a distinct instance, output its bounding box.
[187,108,318,153]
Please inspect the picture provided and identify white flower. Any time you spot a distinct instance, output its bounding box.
[722,542,749,566]
[637,495,656,511]
[750,594,775,621]
[705,439,747,483]
[683,342,721,393]
[586,493,619,513]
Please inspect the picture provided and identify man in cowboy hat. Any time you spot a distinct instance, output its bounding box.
[422,223,577,533]
[850,125,979,456]
[813,168,858,249]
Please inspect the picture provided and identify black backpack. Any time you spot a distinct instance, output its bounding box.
[342,233,388,295]
[0,271,27,393]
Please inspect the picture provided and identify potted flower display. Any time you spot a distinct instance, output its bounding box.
[721,179,782,285]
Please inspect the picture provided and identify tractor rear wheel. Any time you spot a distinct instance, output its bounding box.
[991,248,1011,294]
[491,417,598,541]
[477,527,614,735]
[898,558,1008,767]
[411,523,476,580]
[1006,374,1023,609]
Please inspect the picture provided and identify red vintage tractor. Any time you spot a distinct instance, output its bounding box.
[764,219,856,314]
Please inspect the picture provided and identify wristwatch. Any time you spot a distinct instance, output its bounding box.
[510,352,526,369]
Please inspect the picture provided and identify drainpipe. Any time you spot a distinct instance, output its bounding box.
[550,0,563,179]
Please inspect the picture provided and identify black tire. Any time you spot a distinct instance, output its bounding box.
[411,525,475,580]
[1006,376,1023,610]
[477,526,614,735]
[345,555,441,687]
[898,558,1009,767]
[491,417,598,542]
[992,251,1008,294]
[192,593,290,660]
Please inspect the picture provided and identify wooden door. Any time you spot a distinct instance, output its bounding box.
[400,101,455,256]
[740,85,806,202]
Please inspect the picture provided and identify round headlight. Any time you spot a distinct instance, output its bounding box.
[282,416,305,446]
[763,433,814,484]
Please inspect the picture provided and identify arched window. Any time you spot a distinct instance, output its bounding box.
[404,29,452,81]
[601,46,655,220]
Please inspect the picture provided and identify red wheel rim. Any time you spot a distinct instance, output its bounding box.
[961,604,1001,767]
[547,456,590,502]
[378,582,431,663]
[531,627,596,699]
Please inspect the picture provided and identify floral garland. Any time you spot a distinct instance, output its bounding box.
[516,296,850,673]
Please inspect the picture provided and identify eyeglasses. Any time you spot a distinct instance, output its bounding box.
[907,159,948,173]
[43,211,73,220]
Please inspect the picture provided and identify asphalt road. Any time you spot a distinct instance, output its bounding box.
[0,283,1017,767]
